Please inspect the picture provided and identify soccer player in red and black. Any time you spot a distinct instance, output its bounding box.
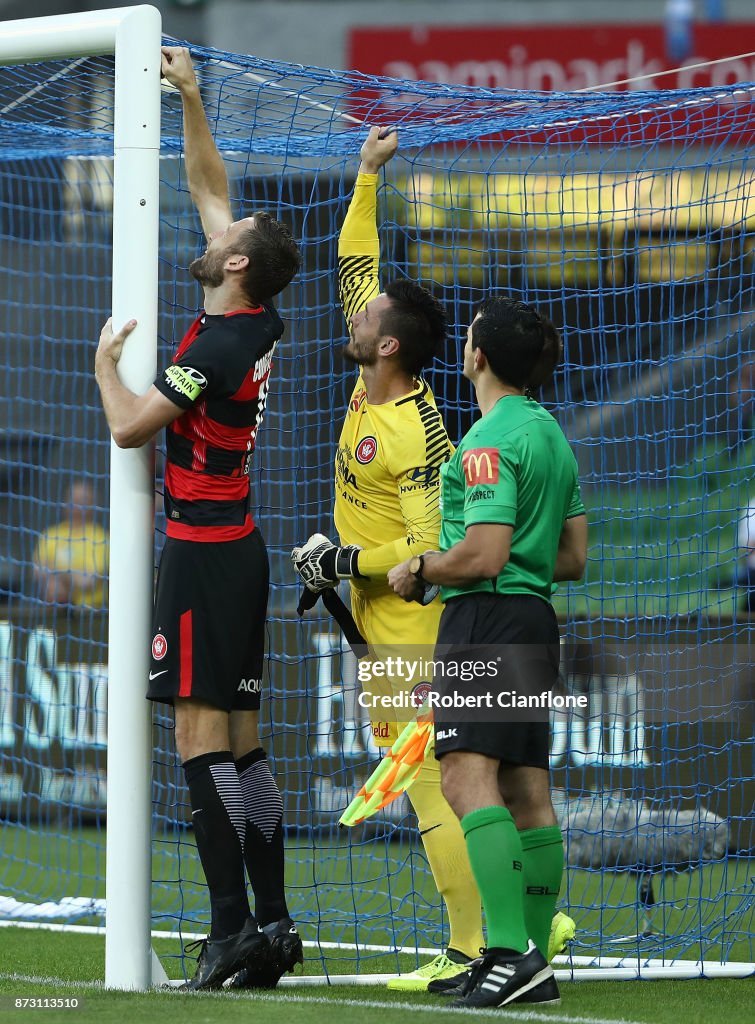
[95,47,302,991]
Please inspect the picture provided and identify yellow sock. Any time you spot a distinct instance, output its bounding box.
[407,759,484,960]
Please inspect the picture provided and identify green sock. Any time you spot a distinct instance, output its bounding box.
[461,805,528,954]
[519,825,564,959]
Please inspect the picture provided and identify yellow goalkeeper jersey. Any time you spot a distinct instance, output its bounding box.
[335,172,453,595]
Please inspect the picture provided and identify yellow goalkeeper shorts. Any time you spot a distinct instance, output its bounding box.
[350,587,442,747]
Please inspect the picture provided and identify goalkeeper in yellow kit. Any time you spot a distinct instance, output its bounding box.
[292,128,573,990]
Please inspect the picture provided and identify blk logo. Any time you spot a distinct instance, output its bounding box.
[436,728,458,741]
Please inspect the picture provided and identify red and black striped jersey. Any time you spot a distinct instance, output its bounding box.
[153,305,284,542]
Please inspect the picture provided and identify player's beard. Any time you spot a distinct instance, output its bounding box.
[189,248,227,288]
[342,333,377,367]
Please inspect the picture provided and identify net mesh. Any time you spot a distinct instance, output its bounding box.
[0,44,753,977]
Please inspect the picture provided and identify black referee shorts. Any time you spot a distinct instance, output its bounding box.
[433,592,560,769]
[147,528,269,712]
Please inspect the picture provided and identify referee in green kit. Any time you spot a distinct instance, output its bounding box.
[388,297,587,1010]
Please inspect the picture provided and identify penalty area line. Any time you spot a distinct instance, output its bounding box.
[0,972,648,1024]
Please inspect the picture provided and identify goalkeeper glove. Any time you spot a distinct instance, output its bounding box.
[291,533,364,592]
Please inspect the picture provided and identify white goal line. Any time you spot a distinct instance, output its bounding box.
[1,919,753,979]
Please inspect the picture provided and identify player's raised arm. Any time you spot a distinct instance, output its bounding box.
[338,127,398,324]
[160,46,233,240]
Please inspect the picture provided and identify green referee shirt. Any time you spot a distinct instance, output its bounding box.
[439,395,585,603]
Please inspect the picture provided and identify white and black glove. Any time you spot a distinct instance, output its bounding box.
[291,533,364,593]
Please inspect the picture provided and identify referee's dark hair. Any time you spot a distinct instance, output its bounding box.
[235,211,301,304]
[471,296,561,390]
[525,314,563,394]
[381,279,448,377]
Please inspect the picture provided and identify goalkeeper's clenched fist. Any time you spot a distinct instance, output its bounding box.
[291,533,365,592]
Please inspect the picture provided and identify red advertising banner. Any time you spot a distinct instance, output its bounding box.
[348,23,755,93]
[346,23,755,146]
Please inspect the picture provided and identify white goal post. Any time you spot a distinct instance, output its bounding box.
[0,5,162,990]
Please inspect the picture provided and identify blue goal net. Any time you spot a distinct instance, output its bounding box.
[0,42,753,979]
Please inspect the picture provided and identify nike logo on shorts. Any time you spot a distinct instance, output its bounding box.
[149,669,169,680]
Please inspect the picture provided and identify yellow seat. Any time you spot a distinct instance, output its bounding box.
[521,226,603,289]
[397,172,449,231]
[397,167,745,291]
[408,231,489,289]
[634,234,710,283]
[472,173,529,230]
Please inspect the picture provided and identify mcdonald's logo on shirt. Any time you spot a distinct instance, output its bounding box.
[462,447,500,486]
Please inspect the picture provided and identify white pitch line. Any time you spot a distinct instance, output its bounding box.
[0,919,439,955]
[3,923,750,977]
[0,973,104,990]
[0,972,649,1024]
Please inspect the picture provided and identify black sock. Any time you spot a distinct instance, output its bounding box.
[183,750,251,940]
[236,747,289,926]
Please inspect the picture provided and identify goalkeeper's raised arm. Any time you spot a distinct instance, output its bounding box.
[160,46,233,239]
[294,124,449,596]
[337,127,398,323]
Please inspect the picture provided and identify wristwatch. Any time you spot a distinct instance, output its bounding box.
[409,554,426,582]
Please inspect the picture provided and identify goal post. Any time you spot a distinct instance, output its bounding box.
[0,5,162,990]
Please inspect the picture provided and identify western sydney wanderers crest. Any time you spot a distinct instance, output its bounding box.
[152,633,168,660]
[411,681,433,711]
[356,436,378,464]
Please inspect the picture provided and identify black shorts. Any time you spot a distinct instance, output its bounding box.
[148,529,269,712]
[433,592,560,769]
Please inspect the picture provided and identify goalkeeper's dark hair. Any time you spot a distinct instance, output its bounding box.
[380,279,448,377]
[471,296,561,391]
[234,211,301,304]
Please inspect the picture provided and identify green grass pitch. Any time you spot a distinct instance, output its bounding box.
[552,435,753,619]
[1,824,753,1023]
[1,926,754,1024]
